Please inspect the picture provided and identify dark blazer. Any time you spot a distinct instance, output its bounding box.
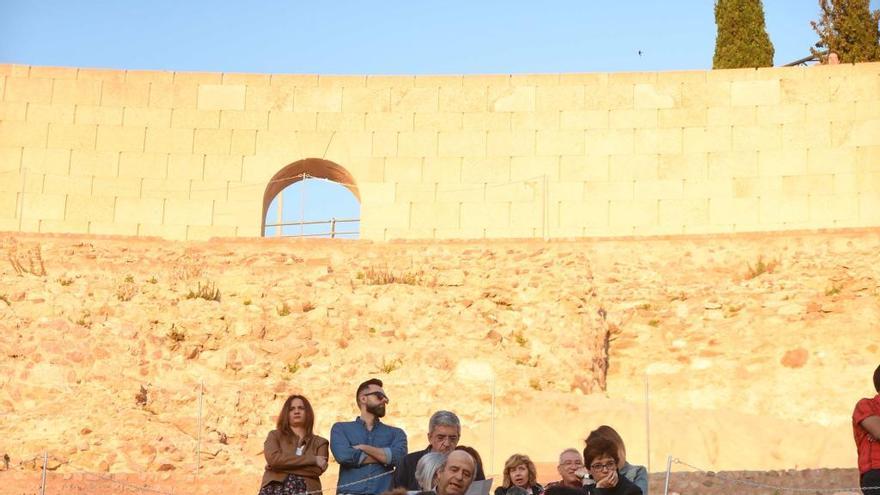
[494,484,543,495]
[261,429,330,492]
[583,475,641,495]
[393,446,487,490]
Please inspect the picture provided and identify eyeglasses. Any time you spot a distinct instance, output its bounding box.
[589,462,616,472]
[560,460,584,467]
[362,391,389,401]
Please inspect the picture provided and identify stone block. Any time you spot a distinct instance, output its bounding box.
[856,146,880,173]
[197,84,246,110]
[610,151,661,181]
[0,101,27,121]
[634,83,679,109]
[512,111,559,130]
[511,155,558,180]
[860,194,880,223]
[780,78,832,104]
[96,126,145,152]
[204,154,243,181]
[707,106,756,126]
[254,129,299,155]
[212,199,260,227]
[535,85,584,111]
[37,219,88,234]
[659,107,707,128]
[366,75,413,88]
[193,128,232,154]
[391,87,438,112]
[708,150,758,179]
[101,80,150,107]
[163,198,213,225]
[857,172,880,193]
[833,119,880,147]
[809,194,858,222]
[294,88,343,112]
[0,147,22,172]
[47,123,96,149]
[366,113,414,132]
[317,75,365,88]
[122,107,171,127]
[682,178,732,199]
[782,121,831,149]
[222,72,270,86]
[634,128,682,154]
[415,113,462,131]
[69,149,118,176]
[21,148,70,174]
[325,131,372,158]
[757,149,807,176]
[709,197,759,225]
[560,110,608,130]
[141,178,191,200]
[732,125,781,151]
[759,195,809,224]
[44,174,91,195]
[0,191,19,218]
[610,109,657,129]
[706,67,758,82]
[65,194,115,222]
[398,131,437,157]
[439,87,487,112]
[317,112,363,131]
[148,81,198,109]
[681,81,730,107]
[93,176,142,198]
[231,129,256,155]
[609,199,657,227]
[557,199,609,229]
[559,73,607,85]
[219,110,268,130]
[462,112,510,131]
[483,130,533,157]
[585,128,634,155]
[114,197,164,224]
[88,221,138,236]
[462,74,511,87]
[635,179,683,199]
[245,85,295,111]
[547,182,584,202]
[75,106,123,126]
[0,121,48,148]
[139,223,189,239]
[536,130,584,155]
[782,174,834,196]
[485,181,539,202]
[807,147,857,175]
[461,156,510,183]
[21,193,66,221]
[410,202,459,229]
[439,131,486,157]
[28,104,77,127]
[269,74,318,87]
[757,103,806,125]
[190,179,229,201]
[460,201,509,229]
[435,183,485,202]
[383,157,422,183]
[171,109,220,128]
[118,152,168,179]
[5,77,53,103]
[512,74,560,86]
[560,155,609,182]
[414,75,463,88]
[343,88,390,112]
[658,153,707,180]
[659,198,709,226]
[52,78,102,105]
[584,180,634,200]
[585,83,634,110]
[167,153,205,180]
[145,127,193,153]
[804,101,856,122]
[730,80,780,106]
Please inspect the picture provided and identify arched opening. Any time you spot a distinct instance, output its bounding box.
[261,158,360,238]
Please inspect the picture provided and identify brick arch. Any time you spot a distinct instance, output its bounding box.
[260,158,360,234]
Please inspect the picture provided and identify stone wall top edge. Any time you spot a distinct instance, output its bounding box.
[4,62,878,80]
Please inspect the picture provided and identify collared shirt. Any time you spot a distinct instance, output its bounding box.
[853,394,880,474]
[330,416,408,495]
[394,445,487,490]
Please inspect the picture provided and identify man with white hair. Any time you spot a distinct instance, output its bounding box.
[393,410,485,490]
[544,448,591,490]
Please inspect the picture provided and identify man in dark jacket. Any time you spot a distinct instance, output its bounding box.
[393,410,485,490]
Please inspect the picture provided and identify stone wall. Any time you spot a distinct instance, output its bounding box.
[1,63,879,240]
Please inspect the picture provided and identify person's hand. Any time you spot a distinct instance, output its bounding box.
[352,444,364,451]
[316,456,328,470]
[574,467,589,481]
[595,470,618,489]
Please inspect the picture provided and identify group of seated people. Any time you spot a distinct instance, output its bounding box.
[259,379,647,495]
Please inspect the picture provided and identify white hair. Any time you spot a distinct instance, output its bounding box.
[415,452,447,491]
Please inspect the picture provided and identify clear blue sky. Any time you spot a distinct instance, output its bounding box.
[2,1,875,237]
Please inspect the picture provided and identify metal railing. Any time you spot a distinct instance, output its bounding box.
[264,217,359,238]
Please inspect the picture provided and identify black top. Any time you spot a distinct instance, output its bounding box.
[583,476,641,495]
[393,446,486,490]
[494,485,543,495]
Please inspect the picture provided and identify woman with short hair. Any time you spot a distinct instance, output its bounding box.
[494,454,543,495]
[585,426,647,495]
[582,438,641,495]
[260,394,329,495]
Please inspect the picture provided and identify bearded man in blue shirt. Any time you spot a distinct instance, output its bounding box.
[331,378,408,495]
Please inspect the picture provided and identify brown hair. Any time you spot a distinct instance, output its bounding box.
[874,364,880,393]
[586,425,626,458]
[583,438,619,469]
[276,394,315,437]
[502,453,537,488]
[356,378,383,404]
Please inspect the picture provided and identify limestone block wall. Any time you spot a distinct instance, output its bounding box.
[0,63,878,240]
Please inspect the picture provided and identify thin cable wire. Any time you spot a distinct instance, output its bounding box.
[673,458,880,493]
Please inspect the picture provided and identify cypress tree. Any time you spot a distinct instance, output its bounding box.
[811,0,880,63]
[713,0,775,69]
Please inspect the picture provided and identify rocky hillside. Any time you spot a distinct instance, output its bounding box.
[0,230,877,486]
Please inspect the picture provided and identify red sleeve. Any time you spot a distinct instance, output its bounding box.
[853,398,879,425]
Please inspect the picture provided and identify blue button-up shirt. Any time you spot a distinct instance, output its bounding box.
[330,417,408,495]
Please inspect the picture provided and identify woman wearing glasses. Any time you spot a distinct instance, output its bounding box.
[582,438,641,495]
[260,394,330,495]
[585,426,647,494]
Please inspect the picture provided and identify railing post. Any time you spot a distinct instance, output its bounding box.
[39,451,47,495]
[330,218,336,238]
[663,455,672,495]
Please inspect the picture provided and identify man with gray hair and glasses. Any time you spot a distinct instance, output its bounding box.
[393,410,485,490]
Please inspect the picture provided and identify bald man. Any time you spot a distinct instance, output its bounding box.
[435,450,476,495]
